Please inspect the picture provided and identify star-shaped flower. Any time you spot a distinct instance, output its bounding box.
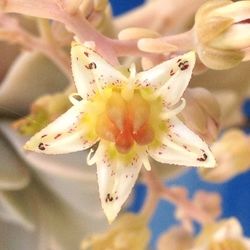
[25,42,215,222]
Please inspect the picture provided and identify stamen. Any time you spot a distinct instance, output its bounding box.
[121,64,136,101]
[160,98,186,120]
[96,114,119,142]
[87,148,97,165]
[129,92,150,132]
[133,122,154,145]
[106,91,126,130]
[141,154,151,171]
[115,130,134,154]
[129,63,137,80]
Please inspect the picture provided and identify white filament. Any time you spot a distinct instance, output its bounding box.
[141,154,151,171]
[87,148,97,165]
[160,98,186,120]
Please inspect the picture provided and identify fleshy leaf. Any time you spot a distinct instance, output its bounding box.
[0,52,68,116]
[0,135,30,190]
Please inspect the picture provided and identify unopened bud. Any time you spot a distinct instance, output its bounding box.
[81,213,150,250]
[195,0,250,70]
[94,0,108,12]
[157,226,194,250]
[13,92,71,136]
[0,0,6,10]
[181,88,221,143]
[193,191,221,220]
[199,129,250,183]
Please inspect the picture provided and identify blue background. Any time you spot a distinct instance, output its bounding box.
[109,1,250,248]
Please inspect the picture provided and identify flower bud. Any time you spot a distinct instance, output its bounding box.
[181,88,221,144]
[193,191,221,220]
[157,226,194,250]
[195,0,249,70]
[199,129,250,183]
[94,0,108,12]
[12,92,71,136]
[81,213,150,250]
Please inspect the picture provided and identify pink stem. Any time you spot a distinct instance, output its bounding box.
[142,170,212,224]
[0,16,72,80]
[1,0,196,65]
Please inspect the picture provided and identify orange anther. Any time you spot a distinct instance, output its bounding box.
[106,91,126,131]
[129,92,150,132]
[133,122,154,145]
[115,130,134,154]
[96,114,119,142]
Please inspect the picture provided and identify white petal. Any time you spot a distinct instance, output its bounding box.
[94,142,142,223]
[24,102,97,154]
[134,52,195,106]
[149,117,215,168]
[71,42,128,99]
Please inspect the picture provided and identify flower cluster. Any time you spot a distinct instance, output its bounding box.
[1,0,250,249]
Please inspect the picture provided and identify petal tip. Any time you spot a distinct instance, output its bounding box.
[200,151,217,168]
[23,140,33,151]
[206,155,217,168]
[104,207,119,224]
[184,50,196,62]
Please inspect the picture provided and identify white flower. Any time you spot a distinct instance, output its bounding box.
[24,42,215,222]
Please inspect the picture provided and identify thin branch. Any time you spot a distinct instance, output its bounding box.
[1,0,196,66]
[114,0,206,34]
[0,14,71,80]
[143,170,213,225]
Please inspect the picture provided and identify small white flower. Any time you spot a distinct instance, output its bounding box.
[25,42,215,222]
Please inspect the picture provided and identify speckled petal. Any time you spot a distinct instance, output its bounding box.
[24,102,97,154]
[93,142,142,223]
[71,42,128,100]
[134,52,195,106]
[149,117,215,168]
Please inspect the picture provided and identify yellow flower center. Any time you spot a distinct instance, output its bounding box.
[84,86,164,154]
